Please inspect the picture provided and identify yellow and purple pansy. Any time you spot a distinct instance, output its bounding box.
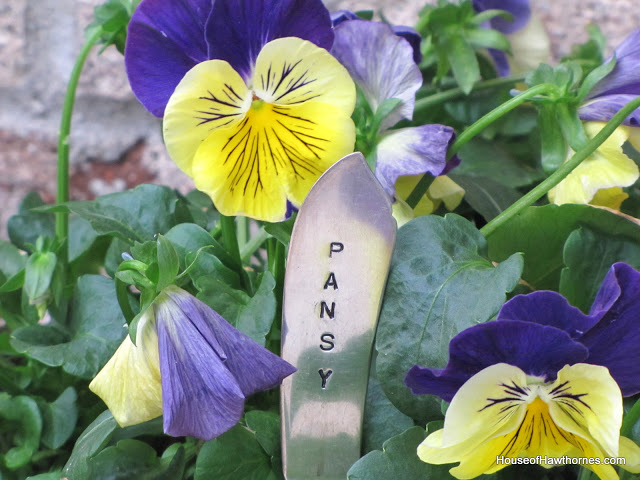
[90,286,296,440]
[550,28,640,208]
[405,262,640,479]
[125,0,356,222]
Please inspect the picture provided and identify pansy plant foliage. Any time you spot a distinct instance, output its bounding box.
[126,0,356,221]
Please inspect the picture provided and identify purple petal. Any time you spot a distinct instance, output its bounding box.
[125,0,212,117]
[156,299,245,440]
[167,289,297,397]
[589,29,640,98]
[405,320,588,402]
[205,0,334,81]
[392,26,423,65]
[497,291,599,338]
[580,263,640,396]
[472,0,531,34]
[330,9,358,27]
[374,125,455,196]
[332,20,422,131]
[579,94,640,126]
[488,48,510,77]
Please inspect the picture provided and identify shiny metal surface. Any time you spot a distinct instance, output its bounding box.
[280,153,396,479]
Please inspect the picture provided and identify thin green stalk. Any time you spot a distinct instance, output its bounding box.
[267,240,286,355]
[240,227,270,262]
[414,74,527,115]
[407,83,555,208]
[56,27,103,248]
[219,215,253,294]
[480,95,640,238]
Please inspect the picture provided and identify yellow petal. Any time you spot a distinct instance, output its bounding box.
[545,363,623,457]
[430,364,528,454]
[591,187,629,210]
[391,197,415,227]
[252,37,356,112]
[620,435,640,474]
[192,100,355,221]
[505,13,551,75]
[163,60,251,176]
[394,174,437,216]
[89,310,162,427]
[549,122,638,206]
[429,176,465,211]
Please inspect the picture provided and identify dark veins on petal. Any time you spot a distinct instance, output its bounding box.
[260,61,321,104]
[195,85,247,127]
[221,106,327,198]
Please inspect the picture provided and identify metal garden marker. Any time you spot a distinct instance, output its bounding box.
[280,152,396,479]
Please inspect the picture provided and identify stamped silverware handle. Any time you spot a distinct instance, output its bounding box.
[281,153,396,479]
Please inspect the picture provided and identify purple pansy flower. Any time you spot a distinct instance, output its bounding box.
[126,0,358,222]
[90,286,296,440]
[331,19,456,200]
[580,28,640,127]
[126,0,334,117]
[406,262,640,401]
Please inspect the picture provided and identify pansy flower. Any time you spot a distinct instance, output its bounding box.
[90,286,296,440]
[330,19,461,219]
[125,0,356,222]
[405,262,640,479]
[550,29,640,208]
[473,0,551,76]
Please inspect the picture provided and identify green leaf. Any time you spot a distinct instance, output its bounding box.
[376,215,523,420]
[465,27,510,52]
[0,240,27,278]
[538,104,568,174]
[63,410,119,479]
[0,394,42,469]
[446,30,479,95]
[556,103,588,151]
[560,227,640,312]
[455,138,543,188]
[196,272,276,345]
[195,424,277,480]
[11,275,128,379]
[263,215,296,247]
[86,439,163,479]
[451,174,521,222]
[165,222,236,271]
[487,204,640,290]
[245,410,280,458]
[347,426,453,479]
[39,184,180,243]
[577,55,617,101]
[363,375,414,453]
[40,386,78,449]
[24,251,57,302]
[156,235,179,292]
[8,192,55,252]
[26,473,64,480]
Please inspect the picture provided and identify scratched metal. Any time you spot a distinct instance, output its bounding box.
[280,152,396,479]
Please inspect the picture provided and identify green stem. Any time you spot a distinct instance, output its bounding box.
[219,215,253,294]
[240,227,270,262]
[406,83,554,208]
[414,74,527,115]
[267,240,286,355]
[622,397,640,438]
[480,95,640,238]
[56,27,103,248]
